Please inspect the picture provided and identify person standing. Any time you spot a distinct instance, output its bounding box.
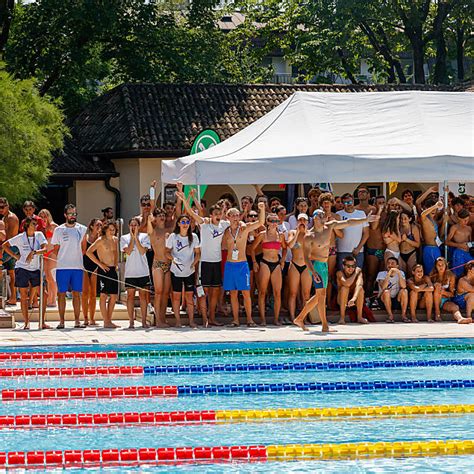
[336,193,369,269]
[179,191,229,327]
[2,217,49,329]
[81,219,102,326]
[165,215,201,328]
[38,209,58,307]
[355,186,376,216]
[121,218,151,329]
[147,209,171,327]
[0,197,19,305]
[222,202,266,327]
[293,210,376,332]
[51,204,87,329]
[101,207,114,224]
[420,199,444,274]
[86,221,120,328]
[447,209,472,277]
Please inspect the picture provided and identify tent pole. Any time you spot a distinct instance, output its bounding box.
[444,180,448,260]
[197,185,201,204]
[383,182,387,197]
[161,182,165,207]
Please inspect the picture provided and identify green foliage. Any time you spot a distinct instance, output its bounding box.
[0,65,67,205]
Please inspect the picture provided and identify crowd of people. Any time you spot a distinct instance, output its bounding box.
[0,182,473,331]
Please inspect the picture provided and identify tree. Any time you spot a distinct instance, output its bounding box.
[0,66,67,205]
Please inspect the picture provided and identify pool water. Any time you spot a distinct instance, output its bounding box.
[1,338,474,472]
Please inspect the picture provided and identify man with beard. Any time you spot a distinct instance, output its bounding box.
[51,204,87,329]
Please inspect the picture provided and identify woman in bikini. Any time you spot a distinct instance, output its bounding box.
[38,209,58,307]
[430,257,471,323]
[287,214,311,323]
[382,210,401,267]
[81,218,102,326]
[251,213,287,325]
[399,211,420,278]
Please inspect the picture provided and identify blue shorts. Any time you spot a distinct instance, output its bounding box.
[422,245,441,275]
[223,261,250,291]
[452,294,466,311]
[310,260,329,289]
[56,269,83,293]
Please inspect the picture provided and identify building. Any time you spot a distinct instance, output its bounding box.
[46,82,472,223]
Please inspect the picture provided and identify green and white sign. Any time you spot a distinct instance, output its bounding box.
[185,130,220,204]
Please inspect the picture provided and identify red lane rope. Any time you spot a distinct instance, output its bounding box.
[0,445,267,467]
[0,351,117,361]
[0,366,143,378]
[2,386,178,400]
[0,410,217,429]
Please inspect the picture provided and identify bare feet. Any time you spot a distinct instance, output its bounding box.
[357,318,369,324]
[89,320,98,326]
[128,323,135,329]
[337,319,346,325]
[41,324,51,329]
[293,318,309,332]
[427,318,434,323]
[155,321,169,328]
[104,322,119,329]
[209,320,224,326]
[411,318,419,323]
[321,324,330,333]
[435,315,442,322]
[274,319,282,326]
[189,321,198,329]
[22,323,30,330]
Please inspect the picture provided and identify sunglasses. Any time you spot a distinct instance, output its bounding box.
[180,220,190,225]
[344,264,357,268]
[141,203,151,207]
[0,206,6,210]
[267,219,279,223]
[343,201,353,205]
[67,213,78,217]
[248,214,258,218]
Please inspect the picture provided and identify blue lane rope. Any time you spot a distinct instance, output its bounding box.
[175,379,474,396]
[143,359,474,375]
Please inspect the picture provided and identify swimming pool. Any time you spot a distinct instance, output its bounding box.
[1,338,473,472]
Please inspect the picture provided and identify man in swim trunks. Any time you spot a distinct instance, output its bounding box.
[294,209,377,332]
[0,197,19,305]
[86,220,119,328]
[447,209,472,277]
[420,199,444,274]
[365,201,385,296]
[222,202,265,327]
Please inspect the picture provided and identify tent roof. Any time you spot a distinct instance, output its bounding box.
[162,91,474,184]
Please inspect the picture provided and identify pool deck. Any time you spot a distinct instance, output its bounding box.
[1,320,473,347]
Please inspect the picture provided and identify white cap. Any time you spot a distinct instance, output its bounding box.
[297,213,309,220]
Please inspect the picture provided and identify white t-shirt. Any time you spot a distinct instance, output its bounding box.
[199,221,230,262]
[120,233,150,278]
[165,233,200,277]
[7,232,47,271]
[51,223,87,270]
[376,270,406,298]
[336,210,368,253]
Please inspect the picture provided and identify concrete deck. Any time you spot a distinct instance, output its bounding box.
[0,319,473,348]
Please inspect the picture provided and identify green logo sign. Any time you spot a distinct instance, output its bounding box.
[185,130,220,204]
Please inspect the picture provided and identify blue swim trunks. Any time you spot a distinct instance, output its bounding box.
[56,269,84,293]
[310,260,328,289]
[223,261,250,291]
[422,245,441,275]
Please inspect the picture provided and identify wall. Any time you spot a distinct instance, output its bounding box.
[75,180,115,225]
[112,158,140,222]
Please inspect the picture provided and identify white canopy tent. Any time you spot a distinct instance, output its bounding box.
[162,91,474,185]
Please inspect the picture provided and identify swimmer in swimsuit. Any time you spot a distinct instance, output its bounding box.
[293,209,378,332]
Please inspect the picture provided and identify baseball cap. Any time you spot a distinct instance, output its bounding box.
[297,213,309,220]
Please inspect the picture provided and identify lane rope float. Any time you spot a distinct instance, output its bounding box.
[2,359,474,378]
[3,379,474,401]
[1,440,473,467]
[1,343,473,361]
[1,404,473,429]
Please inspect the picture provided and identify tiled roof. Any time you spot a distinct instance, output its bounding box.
[51,136,118,177]
[69,82,473,158]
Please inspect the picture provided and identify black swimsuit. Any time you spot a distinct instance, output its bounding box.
[261,259,280,274]
[292,262,307,274]
[83,240,98,274]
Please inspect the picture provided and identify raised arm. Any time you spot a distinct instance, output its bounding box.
[416,185,438,214]
[245,202,265,233]
[176,190,206,225]
[329,212,377,230]
[421,200,443,219]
